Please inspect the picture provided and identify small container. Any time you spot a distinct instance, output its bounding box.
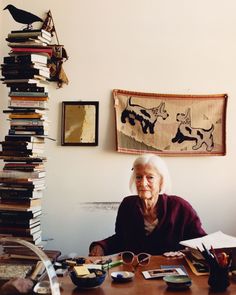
[208,266,230,292]
[69,268,106,289]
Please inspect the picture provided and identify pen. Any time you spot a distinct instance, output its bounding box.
[210,246,219,264]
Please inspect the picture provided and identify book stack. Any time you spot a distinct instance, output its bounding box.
[0,28,53,246]
[6,29,52,48]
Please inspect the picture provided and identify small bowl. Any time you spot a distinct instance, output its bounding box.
[69,268,106,289]
[163,275,192,290]
[111,271,134,282]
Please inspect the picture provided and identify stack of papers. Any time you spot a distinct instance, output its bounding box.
[180,231,236,250]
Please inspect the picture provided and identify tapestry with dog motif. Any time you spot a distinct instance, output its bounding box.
[113,89,227,156]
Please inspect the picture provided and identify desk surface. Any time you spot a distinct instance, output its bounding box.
[59,256,236,295]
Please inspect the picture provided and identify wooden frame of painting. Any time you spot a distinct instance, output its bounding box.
[61,101,99,146]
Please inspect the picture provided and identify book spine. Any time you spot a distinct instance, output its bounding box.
[11,29,51,37]
[5,135,45,142]
[10,121,47,127]
[9,91,48,97]
[0,211,41,219]
[9,129,46,136]
[9,100,48,108]
[9,114,43,119]
[0,190,35,199]
[10,47,53,56]
[9,97,48,101]
[9,85,48,93]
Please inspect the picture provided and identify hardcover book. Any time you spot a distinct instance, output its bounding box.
[9,85,48,93]
[0,208,42,219]
[0,170,45,179]
[9,100,48,109]
[0,198,42,212]
[9,91,48,97]
[4,53,48,64]
[10,47,53,57]
[10,28,51,37]
[0,187,43,199]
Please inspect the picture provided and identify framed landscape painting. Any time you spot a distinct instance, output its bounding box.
[61,101,99,146]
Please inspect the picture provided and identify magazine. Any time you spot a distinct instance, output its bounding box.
[142,267,186,279]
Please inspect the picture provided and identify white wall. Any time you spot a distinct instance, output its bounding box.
[0,0,236,255]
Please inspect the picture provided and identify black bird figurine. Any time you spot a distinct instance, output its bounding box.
[4,4,43,29]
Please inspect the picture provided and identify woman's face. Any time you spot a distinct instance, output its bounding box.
[135,163,162,200]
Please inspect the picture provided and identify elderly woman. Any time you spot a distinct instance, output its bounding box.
[89,154,206,256]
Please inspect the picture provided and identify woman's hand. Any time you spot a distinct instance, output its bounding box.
[89,245,104,256]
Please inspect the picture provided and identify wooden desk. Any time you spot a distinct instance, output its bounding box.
[59,256,236,295]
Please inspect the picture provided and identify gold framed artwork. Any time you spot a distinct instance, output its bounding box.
[61,101,99,146]
[113,89,227,156]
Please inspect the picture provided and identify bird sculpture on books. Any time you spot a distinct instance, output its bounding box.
[3,4,43,29]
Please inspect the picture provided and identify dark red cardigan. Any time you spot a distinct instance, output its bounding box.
[90,194,206,255]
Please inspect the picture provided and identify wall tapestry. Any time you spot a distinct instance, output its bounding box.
[113,89,227,156]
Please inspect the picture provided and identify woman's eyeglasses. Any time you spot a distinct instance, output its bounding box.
[121,251,151,268]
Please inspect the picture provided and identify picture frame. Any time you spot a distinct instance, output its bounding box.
[113,89,227,156]
[61,101,99,146]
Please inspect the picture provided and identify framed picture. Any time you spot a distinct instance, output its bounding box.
[61,101,99,146]
[113,89,227,156]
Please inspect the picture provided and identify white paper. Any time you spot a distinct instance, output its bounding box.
[180,231,236,250]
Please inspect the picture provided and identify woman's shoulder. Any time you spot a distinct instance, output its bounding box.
[161,194,193,209]
[122,195,139,203]
[117,195,140,212]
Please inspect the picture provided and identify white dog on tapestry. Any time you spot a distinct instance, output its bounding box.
[171,108,214,151]
[121,97,169,134]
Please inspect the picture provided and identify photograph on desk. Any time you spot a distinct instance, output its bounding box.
[142,267,186,279]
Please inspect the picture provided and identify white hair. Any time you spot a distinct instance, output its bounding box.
[129,154,172,194]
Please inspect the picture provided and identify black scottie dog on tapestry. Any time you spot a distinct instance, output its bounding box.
[121,97,169,134]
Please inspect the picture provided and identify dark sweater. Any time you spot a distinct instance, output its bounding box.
[90,194,206,255]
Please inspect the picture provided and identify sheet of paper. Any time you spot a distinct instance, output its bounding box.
[180,231,236,250]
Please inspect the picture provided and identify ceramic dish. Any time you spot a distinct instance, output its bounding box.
[69,268,106,289]
[111,271,134,282]
[163,275,192,290]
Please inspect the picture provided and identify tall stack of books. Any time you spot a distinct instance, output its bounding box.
[0,28,53,246]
